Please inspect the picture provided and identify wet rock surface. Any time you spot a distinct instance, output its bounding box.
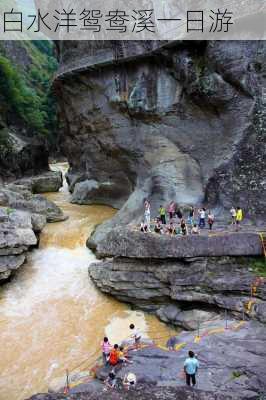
[55,40,266,244]
[0,174,65,283]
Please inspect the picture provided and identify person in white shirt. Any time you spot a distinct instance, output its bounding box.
[230,207,237,224]
[144,200,151,231]
[199,208,206,228]
[129,323,141,350]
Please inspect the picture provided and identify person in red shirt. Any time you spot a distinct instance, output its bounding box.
[109,344,119,366]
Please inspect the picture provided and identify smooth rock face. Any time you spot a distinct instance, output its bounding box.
[55,40,266,243]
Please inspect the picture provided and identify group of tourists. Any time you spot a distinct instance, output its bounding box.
[230,206,243,227]
[141,200,244,235]
[101,323,199,390]
[101,324,139,391]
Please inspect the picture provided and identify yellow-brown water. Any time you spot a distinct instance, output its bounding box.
[0,163,176,400]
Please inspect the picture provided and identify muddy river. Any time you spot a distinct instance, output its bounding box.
[0,163,176,400]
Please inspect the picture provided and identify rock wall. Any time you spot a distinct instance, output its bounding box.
[0,172,65,283]
[0,41,58,181]
[55,40,266,241]
[89,229,266,328]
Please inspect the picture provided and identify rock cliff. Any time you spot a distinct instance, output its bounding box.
[0,41,58,182]
[55,40,266,243]
[0,172,65,283]
[89,228,266,327]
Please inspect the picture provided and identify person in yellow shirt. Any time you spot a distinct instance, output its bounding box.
[236,207,243,230]
[118,346,132,364]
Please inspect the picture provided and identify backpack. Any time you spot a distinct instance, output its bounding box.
[109,349,118,365]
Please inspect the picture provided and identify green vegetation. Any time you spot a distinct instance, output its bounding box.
[250,257,266,277]
[231,370,244,379]
[0,41,58,142]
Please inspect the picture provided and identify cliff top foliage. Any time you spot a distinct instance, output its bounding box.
[0,40,58,143]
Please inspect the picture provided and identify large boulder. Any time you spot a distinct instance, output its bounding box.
[14,171,63,193]
[0,186,66,223]
[0,208,37,282]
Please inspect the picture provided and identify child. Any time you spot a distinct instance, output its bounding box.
[191,223,200,235]
[109,344,119,367]
[101,336,112,365]
[104,370,117,390]
[123,372,137,390]
[118,346,133,364]
[129,323,141,350]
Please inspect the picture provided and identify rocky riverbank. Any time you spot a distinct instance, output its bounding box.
[89,228,266,327]
[27,318,266,400]
[0,171,65,283]
[27,385,234,400]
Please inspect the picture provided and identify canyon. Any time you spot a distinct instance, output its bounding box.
[54,40,266,247]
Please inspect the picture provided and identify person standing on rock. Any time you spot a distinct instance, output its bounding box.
[144,200,151,231]
[175,206,183,221]
[199,208,206,228]
[207,211,214,231]
[101,336,112,365]
[159,205,167,225]
[236,207,243,231]
[184,350,199,387]
[109,344,119,367]
[230,206,237,225]
[188,206,195,226]
[130,323,141,350]
[167,201,176,220]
